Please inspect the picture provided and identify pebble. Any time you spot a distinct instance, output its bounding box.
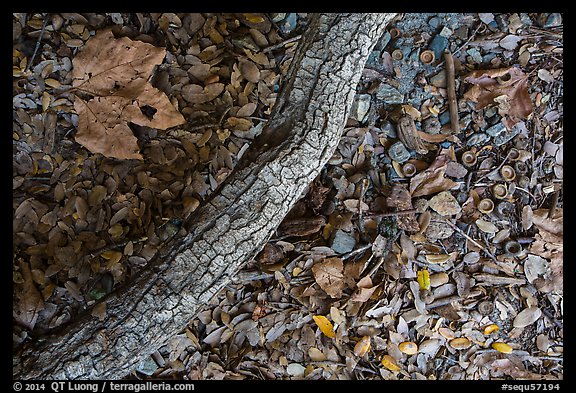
[428,16,441,29]
[439,26,453,38]
[350,94,371,123]
[279,13,298,34]
[493,126,520,146]
[466,47,483,64]
[543,13,562,28]
[486,122,506,137]
[454,26,468,40]
[428,35,448,62]
[380,120,397,138]
[430,70,446,88]
[445,161,468,179]
[422,116,441,134]
[439,110,451,125]
[388,141,411,163]
[466,133,489,147]
[331,229,356,254]
[424,213,454,240]
[376,84,405,104]
[136,357,158,376]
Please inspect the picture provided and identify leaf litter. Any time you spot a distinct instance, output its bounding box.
[13,12,562,380]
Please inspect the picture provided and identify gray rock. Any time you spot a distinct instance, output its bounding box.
[466,133,490,147]
[439,26,453,38]
[428,16,441,29]
[486,122,506,137]
[388,141,411,163]
[430,70,447,88]
[493,125,520,146]
[380,120,397,138]
[466,47,483,64]
[544,13,562,28]
[376,84,405,104]
[136,357,158,376]
[331,230,356,254]
[350,94,371,123]
[428,35,448,61]
[423,116,442,134]
[446,161,468,179]
[439,110,451,125]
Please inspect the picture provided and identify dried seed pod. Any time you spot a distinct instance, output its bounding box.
[391,49,404,61]
[492,342,513,354]
[419,50,435,64]
[402,162,417,177]
[507,148,520,161]
[500,165,516,182]
[483,323,499,335]
[389,27,402,39]
[477,198,494,214]
[461,150,477,167]
[492,184,508,199]
[504,240,522,257]
[397,115,428,154]
[514,161,528,175]
[477,300,494,316]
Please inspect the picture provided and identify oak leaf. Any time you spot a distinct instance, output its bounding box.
[71,29,185,159]
[311,257,345,298]
[463,67,533,119]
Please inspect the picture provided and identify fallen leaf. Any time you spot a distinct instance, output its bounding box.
[311,257,345,298]
[71,29,185,159]
[492,342,514,354]
[463,67,533,119]
[428,191,461,216]
[91,301,107,321]
[381,355,401,371]
[409,154,459,197]
[398,341,418,355]
[14,260,45,330]
[312,315,336,338]
[513,306,541,328]
[354,336,371,357]
[475,218,498,233]
[483,324,499,335]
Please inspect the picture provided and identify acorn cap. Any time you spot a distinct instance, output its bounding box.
[478,198,494,214]
[508,148,520,161]
[391,49,404,60]
[389,27,402,39]
[504,240,522,257]
[492,184,508,199]
[419,50,435,64]
[402,162,417,177]
[500,165,516,182]
[461,151,477,167]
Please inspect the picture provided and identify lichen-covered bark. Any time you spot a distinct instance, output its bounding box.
[13,13,396,380]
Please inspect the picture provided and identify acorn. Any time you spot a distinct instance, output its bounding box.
[507,148,520,161]
[492,184,508,199]
[500,165,516,182]
[389,27,402,39]
[391,49,404,60]
[504,240,522,257]
[477,198,494,214]
[461,150,477,167]
[419,50,435,64]
[402,162,417,177]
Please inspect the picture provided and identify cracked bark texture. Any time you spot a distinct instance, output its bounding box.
[14,13,396,379]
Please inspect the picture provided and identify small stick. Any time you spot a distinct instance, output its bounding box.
[441,219,498,262]
[367,208,418,218]
[444,50,459,134]
[263,34,302,53]
[26,14,50,72]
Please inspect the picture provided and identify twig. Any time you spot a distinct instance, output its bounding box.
[441,219,498,262]
[367,209,418,218]
[444,50,459,134]
[263,35,302,53]
[25,14,50,72]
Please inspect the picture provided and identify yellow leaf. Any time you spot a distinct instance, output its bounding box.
[417,269,430,290]
[381,355,401,371]
[483,324,499,335]
[354,336,371,357]
[108,224,124,238]
[312,315,335,338]
[243,13,265,23]
[398,341,418,355]
[101,250,123,265]
[492,342,513,354]
[42,91,51,112]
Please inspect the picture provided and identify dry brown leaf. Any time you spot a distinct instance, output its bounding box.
[513,306,542,328]
[239,59,260,83]
[71,29,185,159]
[463,67,533,119]
[532,208,562,236]
[386,184,420,232]
[311,257,345,299]
[409,154,459,197]
[14,260,45,330]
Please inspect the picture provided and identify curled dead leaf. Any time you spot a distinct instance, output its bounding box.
[312,315,336,338]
